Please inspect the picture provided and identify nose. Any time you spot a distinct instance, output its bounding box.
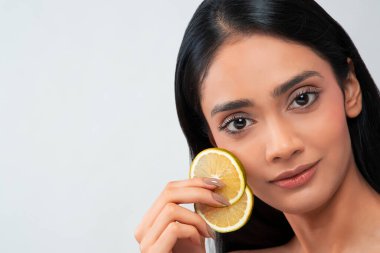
[265,120,304,163]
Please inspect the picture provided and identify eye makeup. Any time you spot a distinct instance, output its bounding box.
[218,112,255,135]
[216,86,322,135]
[288,86,321,110]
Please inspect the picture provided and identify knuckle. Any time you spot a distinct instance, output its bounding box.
[167,222,179,234]
[134,228,142,242]
[163,202,178,216]
[161,181,177,200]
[160,189,171,202]
[134,222,147,242]
[166,180,177,189]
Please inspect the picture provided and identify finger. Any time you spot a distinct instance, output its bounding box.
[150,178,225,216]
[141,203,215,248]
[135,178,225,242]
[136,186,223,242]
[167,177,225,189]
[136,186,227,240]
[152,222,204,253]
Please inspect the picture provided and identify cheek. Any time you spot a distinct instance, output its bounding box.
[307,90,350,154]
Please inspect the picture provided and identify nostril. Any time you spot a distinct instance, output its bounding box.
[292,149,301,156]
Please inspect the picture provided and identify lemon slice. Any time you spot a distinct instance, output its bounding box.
[189,148,254,233]
[195,186,253,233]
[189,148,246,205]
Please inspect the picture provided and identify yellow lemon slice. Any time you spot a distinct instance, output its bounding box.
[189,148,254,233]
[189,148,246,205]
[195,186,253,233]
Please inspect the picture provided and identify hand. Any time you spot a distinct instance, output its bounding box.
[134,177,228,253]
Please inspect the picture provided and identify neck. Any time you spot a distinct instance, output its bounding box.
[284,159,380,253]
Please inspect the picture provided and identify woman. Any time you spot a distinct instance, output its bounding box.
[135,0,380,252]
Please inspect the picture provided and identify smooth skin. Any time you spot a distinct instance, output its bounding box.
[202,35,380,253]
[136,35,380,252]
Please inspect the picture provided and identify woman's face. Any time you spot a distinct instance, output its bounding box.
[201,35,357,213]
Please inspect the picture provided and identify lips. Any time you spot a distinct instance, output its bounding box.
[270,160,320,189]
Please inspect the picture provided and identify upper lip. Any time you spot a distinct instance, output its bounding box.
[270,160,320,182]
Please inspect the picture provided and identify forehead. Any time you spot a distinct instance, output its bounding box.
[201,34,331,104]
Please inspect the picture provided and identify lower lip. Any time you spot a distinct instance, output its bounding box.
[272,163,318,189]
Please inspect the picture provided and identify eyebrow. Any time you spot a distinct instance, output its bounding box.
[211,99,253,117]
[210,70,322,117]
[272,70,322,97]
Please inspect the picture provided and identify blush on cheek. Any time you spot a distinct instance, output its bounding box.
[311,89,351,155]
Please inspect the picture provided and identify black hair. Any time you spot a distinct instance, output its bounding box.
[174,0,380,252]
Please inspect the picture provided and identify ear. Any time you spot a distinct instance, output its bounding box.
[344,58,362,118]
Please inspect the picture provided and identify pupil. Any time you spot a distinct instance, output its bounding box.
[296,94,309,106]
[234,118,246,129]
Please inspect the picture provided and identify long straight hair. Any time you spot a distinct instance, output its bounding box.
[174,0,380,251]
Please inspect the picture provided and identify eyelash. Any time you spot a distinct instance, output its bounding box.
[218,86,321,135]
[218,113,255,135]
[288,86,321,110]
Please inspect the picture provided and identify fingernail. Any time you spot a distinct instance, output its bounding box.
[207,224,216,239]
[203,178,225,188]
[211,192,230,206]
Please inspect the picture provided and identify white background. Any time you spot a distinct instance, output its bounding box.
[0,1,379,252]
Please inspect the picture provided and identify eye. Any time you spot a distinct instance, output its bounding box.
[288,87,320,110]
[219,114,255,134]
